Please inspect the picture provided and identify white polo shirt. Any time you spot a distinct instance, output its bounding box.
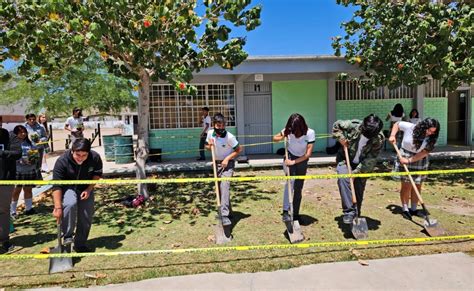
[202,115,211,133]
[284,128,316,157]
[206,129,239,160]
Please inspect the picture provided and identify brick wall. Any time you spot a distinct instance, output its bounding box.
[336,99,414,130]
[149,127,237,160]
[424,98,448,146]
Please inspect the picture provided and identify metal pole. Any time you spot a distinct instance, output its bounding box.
[98,123,102,146]
[49,124,54,152]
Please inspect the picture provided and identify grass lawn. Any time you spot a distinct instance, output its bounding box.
[1,160,473,288]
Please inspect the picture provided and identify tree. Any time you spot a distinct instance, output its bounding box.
[0,1,261,198]
[0,53,137,117]
[332,0,472,91]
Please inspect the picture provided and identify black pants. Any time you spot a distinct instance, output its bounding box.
[283,153,308,217]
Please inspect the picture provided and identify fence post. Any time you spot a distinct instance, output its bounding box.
[49,124,54,152]
[98,123,102,146]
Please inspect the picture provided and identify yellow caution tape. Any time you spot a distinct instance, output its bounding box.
[0,168,472,186]
[1,234,472,260]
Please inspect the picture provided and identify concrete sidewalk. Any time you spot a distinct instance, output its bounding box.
[35,252,474,290]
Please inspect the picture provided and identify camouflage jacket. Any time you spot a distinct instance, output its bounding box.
[332,119,385,173]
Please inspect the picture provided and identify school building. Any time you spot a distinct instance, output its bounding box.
[147,56,473,159]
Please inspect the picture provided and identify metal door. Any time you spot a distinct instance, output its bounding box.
[243,82,272,154]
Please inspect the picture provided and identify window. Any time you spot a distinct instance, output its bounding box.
[149,83,235,129]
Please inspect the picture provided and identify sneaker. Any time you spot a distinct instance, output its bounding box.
[221,216,232,226]
[196,158,205,161]
[282,211,292,222]
[63,237,74,246]
[10,213,18,220]
[73,245,93,253]
[402,210,412,220]
[24,208,36,215]
[343,213,355,224]
[0,241,15,254]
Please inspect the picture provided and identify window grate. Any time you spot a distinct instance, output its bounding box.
[149,83,236,129]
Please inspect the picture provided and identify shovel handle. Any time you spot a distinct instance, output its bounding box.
[343,145,357,206]
[210,142,221,207]
[284,137,294,206]
[392,143,425,205]
[57,217,62,249]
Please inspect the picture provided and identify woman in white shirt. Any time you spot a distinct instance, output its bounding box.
[389,118,440,220]
[408,108,420,124]
[273,113,315,223]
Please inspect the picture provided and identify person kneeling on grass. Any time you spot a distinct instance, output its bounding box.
[389,118,440,220]
[205,113,242,226]
[332,114,384,224]
[52,138,102,253]
[272,113,315,223]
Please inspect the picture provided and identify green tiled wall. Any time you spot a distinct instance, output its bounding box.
[149,127,237,160]
[424,98,447,146]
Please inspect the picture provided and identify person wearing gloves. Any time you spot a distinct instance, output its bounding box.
[273,113,315,223]
[205,113,242,226]
[332,114,384,224]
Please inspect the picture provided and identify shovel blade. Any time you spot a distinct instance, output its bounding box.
[351,217,368,240]
[214,220,232,245]
[285,220,304,244]
[423,219,446,237]
[49,245,73,274]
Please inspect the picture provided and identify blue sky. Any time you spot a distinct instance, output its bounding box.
[241,0,357,56]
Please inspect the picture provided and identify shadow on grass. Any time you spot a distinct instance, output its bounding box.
[91,172,275,233]
[334,215,381,239]
[298,214,318,226]
[386,204,431,236]
[230,211,251,233]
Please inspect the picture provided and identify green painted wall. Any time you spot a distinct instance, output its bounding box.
[149,127,237,160]
[271,80,328,152]
[423,98,447,146]
[472,96,474,144]
[336,99,414,131]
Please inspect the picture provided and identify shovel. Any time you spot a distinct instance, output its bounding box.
[49,219,73,274]
[283,138,304,243]
[343,145,369,240]
[211,143,232,244]
[392,143,445,237]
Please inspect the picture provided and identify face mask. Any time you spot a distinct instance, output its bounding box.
[215,128,227,137]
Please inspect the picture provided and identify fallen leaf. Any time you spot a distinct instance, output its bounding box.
[95,273,107,279]
[358,259,369,266]
[207,235,215,242]
[457,220,465,224]
[191,207,201,215]
[351,249,362,258]
[159,227,166,231]
[85,273,97,279]
[163,220,173,224]
[40,247,50,254]
[171,243,181,248]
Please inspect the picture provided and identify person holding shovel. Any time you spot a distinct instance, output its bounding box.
[332,114,384,224]
[273,113,315,223]
[51,138,102,253]
[205,113,241,226]
[389,118,440,220]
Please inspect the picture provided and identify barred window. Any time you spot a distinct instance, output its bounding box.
[149,83,235,129]
[424,79,446,98]
[335,80,415,100]
[335,80,385,100]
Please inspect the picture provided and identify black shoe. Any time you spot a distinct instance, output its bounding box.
[402,210,412,220]
[63,237,74,246]
[221,216,232,226]
[0,241,15,254]
[73,245,93,253]
[282,211,292,222]
[24,208,36,215]
[196,158,205,161]
[343,213,355,224]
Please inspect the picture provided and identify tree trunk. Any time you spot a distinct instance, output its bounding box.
[136,70,150,199]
